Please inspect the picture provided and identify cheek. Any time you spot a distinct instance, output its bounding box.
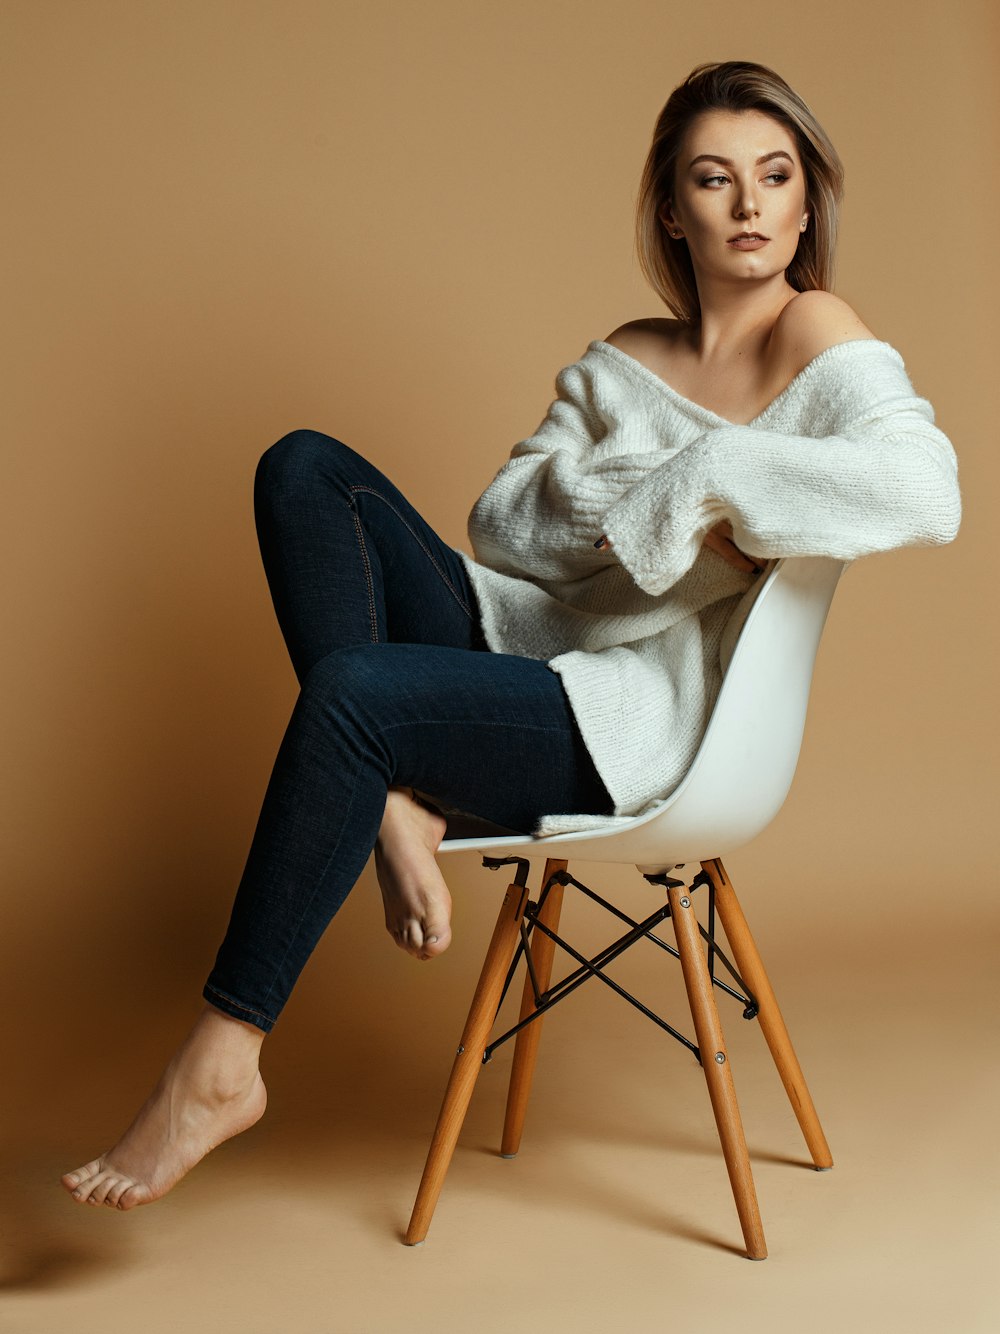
[778,190,804,221]
[689,200,727,234]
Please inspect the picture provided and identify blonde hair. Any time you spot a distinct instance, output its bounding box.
[635,61,845,322]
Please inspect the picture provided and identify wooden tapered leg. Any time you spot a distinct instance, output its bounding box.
[405,877,529,1245]
[667,884,767,1261]
[702,858,833,1170]
[500,858,567,1158]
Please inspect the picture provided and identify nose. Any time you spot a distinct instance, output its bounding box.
[733,181,760,220]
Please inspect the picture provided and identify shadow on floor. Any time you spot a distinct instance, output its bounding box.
[0,1153,137,1293]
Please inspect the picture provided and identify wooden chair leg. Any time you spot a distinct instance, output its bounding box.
[667,883,767,1261]
[702,858,833,1170]
[404,876,529,1246]
[500,858,568,1158]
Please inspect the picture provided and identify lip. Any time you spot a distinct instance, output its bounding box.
[727,232,770,250]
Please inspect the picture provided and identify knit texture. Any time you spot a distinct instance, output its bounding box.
[459,337,961,835]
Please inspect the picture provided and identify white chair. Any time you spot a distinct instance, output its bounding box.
[405,556,846,1260]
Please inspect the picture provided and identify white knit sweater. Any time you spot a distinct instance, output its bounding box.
[459,337,961,834]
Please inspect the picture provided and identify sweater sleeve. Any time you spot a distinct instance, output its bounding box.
[467,355,671,582]
[600,357,962,597]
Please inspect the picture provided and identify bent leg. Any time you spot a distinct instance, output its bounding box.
[204,642,611,1032]
[253,432,493,956]
[64,439,520,1211]
[63,647,610,1210]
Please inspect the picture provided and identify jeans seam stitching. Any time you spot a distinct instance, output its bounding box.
[350,503,380,643]
[348,484,473,618]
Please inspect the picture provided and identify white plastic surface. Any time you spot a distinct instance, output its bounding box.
[438,556,846,869]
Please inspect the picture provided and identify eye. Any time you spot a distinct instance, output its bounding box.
[700,174,729,187]
[764,171,789,183]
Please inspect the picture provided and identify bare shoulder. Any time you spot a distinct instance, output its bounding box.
[772,291,878,367]
[602,317,686,353]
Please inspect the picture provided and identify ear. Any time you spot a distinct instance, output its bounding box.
[659,202,683,239]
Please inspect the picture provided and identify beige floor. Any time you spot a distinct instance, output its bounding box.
[4,853,997,1334]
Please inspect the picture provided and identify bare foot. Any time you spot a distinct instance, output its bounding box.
[375,787,452,960]
[61,1006,266,1211]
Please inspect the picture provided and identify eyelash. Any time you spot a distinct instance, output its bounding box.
[701,172,789,187]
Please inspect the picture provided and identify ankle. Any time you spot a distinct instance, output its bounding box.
[173,1008,264,1090]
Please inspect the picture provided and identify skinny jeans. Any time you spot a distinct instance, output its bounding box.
[203,431,613,1032]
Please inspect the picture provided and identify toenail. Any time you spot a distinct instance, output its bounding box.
[426,936,438,943]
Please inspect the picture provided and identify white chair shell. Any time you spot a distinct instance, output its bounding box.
[438,555,847,870]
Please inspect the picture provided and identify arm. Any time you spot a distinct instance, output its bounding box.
[467,356,675,582]
[597,295,884,577]
[602,297,960,594]
[601,378,961,596]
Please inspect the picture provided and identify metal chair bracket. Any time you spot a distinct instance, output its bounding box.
[482,855,531,886]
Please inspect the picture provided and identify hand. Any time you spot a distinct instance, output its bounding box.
[702,520,763,573]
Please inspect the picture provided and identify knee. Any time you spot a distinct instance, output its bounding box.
[301,643,385,708]
[255,432,384,519]
[298,645,396,768]
[255,429,346,504]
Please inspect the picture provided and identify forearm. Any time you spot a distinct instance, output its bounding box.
[601,412,961,596]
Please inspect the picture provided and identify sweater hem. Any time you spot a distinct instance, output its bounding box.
[460,550,670,826]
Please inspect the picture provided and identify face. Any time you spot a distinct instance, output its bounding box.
[661,108,809,290]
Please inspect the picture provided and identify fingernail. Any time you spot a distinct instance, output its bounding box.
[426,936,438,944]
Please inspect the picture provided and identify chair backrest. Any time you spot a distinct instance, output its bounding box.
[440,556,846,867]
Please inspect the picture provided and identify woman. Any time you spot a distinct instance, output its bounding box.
[62,60,960,1211]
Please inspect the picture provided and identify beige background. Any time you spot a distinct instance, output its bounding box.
[2,2,997,1331]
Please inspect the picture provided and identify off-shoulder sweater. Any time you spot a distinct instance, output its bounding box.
[458,337,961,835]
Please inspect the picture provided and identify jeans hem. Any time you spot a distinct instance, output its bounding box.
[203,983,276,1034]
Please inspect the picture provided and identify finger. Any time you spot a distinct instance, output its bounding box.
[726,546,759,573]
[704,534,757,573]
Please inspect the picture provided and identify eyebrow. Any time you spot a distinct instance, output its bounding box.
[688,150,795,169]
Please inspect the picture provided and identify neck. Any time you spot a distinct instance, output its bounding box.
[688,274,799,361]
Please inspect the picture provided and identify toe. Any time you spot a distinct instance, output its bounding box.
[419,915,452,958]
[418,930,451,960]
[73,1173,108,1205]
[399,920,424,954]
[62,1159,103,1192]
[89,1173,121,1206]
[115,1182,149,1211]
[104,1176,135,1209]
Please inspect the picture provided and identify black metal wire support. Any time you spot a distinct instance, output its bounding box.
[479,860,761,1066]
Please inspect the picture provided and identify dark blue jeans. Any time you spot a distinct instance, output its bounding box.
[203,431,612,1032]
